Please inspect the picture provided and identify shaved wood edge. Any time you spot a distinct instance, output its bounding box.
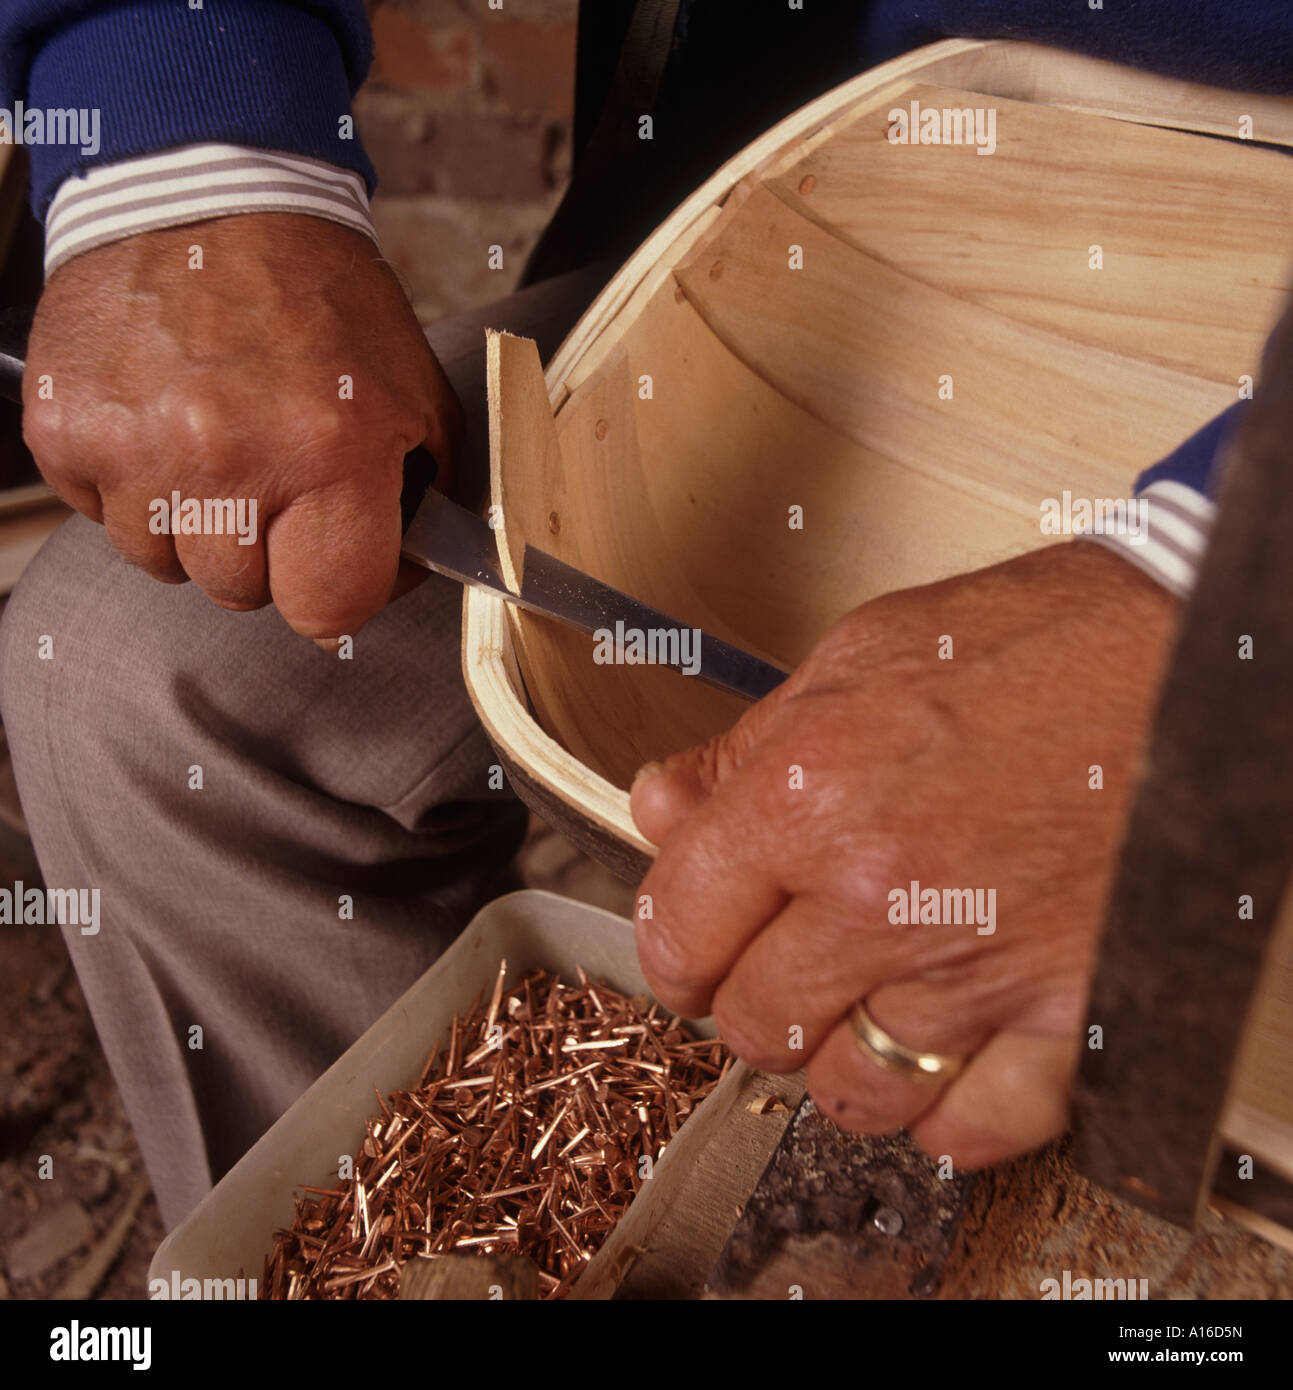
[1220,1102,1293,1184]
[1217,890,1293,1211]
[485,330,524,594]
[487,329,569,596]
[463,36,1293,861]
[399,1252,540,1301]
[463,583,653,856]
[1210,1196,1293,1258]
[571,1065,803,1300]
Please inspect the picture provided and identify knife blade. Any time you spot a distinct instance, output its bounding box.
[0,343,788,701]
[402,486,789,702]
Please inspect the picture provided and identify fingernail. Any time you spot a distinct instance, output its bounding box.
[631,761,665,789]
[313,637,343,653]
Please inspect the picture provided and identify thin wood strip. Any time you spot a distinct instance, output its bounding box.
[757,83,1292,385]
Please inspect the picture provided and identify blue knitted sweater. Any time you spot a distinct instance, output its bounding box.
[0,0,376,213]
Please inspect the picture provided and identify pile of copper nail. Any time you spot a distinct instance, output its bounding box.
[263,962,730,1300]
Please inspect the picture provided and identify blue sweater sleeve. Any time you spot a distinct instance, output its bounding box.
[1134,402,1249,499]
[0,0,377,217]
[864,1,1293,95]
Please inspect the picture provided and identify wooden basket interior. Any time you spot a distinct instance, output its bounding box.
[495,47,1293,795]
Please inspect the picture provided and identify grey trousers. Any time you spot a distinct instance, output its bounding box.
[0,266,604,1230]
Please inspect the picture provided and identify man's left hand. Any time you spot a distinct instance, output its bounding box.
[630,542,1177,1169]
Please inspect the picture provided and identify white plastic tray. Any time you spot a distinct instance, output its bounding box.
[148,889,740,1298]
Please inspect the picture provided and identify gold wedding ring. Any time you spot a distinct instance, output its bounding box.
[848,1000,967,1083]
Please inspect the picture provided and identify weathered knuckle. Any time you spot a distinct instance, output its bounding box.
[277,596,371,641]
[711,1006,788,1074]
[166,397,238,463]
[205,590,264,613]
[805,1073,900,1135]
[689,734,741,791]
[907,1120,993,1173]
[637,917,706,1009]
[689,708,777,789]
[283,400,364,460]
[111,537,179,581]
[21,406,72,465]
[182,555,267,610]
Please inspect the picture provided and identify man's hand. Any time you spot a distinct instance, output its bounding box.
[630,542,1178,1170]
[23,213,462,638]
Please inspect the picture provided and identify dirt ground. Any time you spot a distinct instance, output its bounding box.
[0,916,163,1300]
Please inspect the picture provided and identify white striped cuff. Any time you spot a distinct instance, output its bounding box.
[44,143,379,278]
[1077,480,1216,598]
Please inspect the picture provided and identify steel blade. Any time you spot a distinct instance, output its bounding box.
[402,488,788,701]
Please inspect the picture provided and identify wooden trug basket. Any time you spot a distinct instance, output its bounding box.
[464,38,1293,879]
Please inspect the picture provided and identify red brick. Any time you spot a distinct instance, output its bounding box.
[358,96,565,200]
[481,20,575,119]
[433,112,563,199]
[354,92,435,195]
[370,8,476,93]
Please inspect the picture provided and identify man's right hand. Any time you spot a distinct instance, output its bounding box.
[22,212,463,639]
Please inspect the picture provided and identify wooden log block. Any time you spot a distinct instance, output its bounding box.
[398,1252,539,1301]
[706,1101,973,1301]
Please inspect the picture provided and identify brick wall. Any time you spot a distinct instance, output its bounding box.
[357,0,578,324]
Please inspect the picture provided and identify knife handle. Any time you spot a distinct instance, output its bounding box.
[0,342,439,535]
